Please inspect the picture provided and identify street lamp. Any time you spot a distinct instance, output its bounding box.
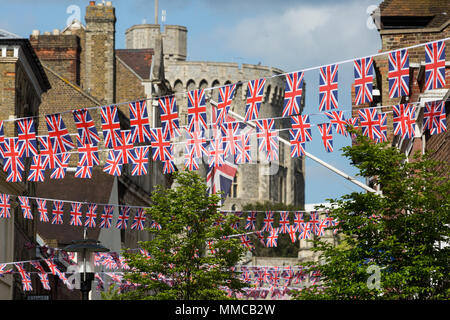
[63,238,109,300]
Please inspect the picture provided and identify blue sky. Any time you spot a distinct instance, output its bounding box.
[1,0,383,204]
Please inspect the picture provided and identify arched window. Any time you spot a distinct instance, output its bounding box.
[186,79,196,92]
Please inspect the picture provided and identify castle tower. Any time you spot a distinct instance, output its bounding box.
[84,0,116,104]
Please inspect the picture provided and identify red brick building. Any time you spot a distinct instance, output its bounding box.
[355,0,449,166]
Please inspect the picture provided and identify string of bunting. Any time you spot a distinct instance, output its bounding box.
[0,38,446,181]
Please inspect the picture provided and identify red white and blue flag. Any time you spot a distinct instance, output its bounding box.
[150,128,172,162]
[36,199,49,222]
[51,200,64,225]
[353,57,373,105]
[187,89,208,133]
[377,112,388,143]
[1,137,25,182]
[324,110,348,137]
[50,153,70,180]
[317,123,333,153]
[77,138,100,167]
[279,211,290,234]
[319,64,338,111]
[103,150,123,176]
[388,49,409,98]
[129,100,151,144]
[216,84,237,126]
[393,104,416,139]
[15,263,32,291]
[208,131,225,168]
[283,71,304,117]
[38,135,57,170]
[261,211,274,232]
[131,208,146,230]
[424,41,446,90]
[158,95,181,139]
[114,130,135,165]
[255,118,278,162]
[45,113,75,153]
[244,78,266,121]
[290,115,312,142]
[298,222,312,240]
[184,144,200,171]
[17,118,38,157]
[265,228,279,248]
[358,107,381,141]
[100,205,114,229]
[293,212,304,232]
[116,206,130,230]
[0,194,10,218]
[235,129,252,164]
[423,100,447,135]
[185,128,208,159]
[289,128,306,158]
[130,146,150,176]
[206,158,237,204]
[309,211,320,236]
[245,211,257,231]
[72,108,100,146]
[221,121,240,160]
[100,105,121,149]
[70,202,84,226]
[18,196,33,220]
[85,203,97,228]
[27,155,46,182]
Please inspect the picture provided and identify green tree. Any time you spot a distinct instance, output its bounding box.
[107,171,247,300]
[292,131,450,300]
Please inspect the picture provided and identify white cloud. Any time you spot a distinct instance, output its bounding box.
[213,1,381,72]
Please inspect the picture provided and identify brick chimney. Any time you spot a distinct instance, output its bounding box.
[84,0,116,104]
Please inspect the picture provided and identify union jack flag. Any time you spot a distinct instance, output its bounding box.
[50,153,70,180]
[358,107,381,141]
[298,222,312,240]
[38,135,57,170]
[75,165,92,179]
[235,129,252,164]
[51,200,64,225]
[27,155,46,182]
[116,206,130,229]
[221,121,240,160]
[130,208,146,230]
[163,158,176,174]
[244,78,266,121]
[293,212,304,232]
[317,123,333,152]
[353,57,373,105]
[377,112,388,143]
[240,234,254,250]
[424,40,446,90]
[150,128,172,161]
[17,118,38,157]
[288,225,297,243]
[388,49,410,98]
[158,95,181,139]
[70,202,84,226]
[0,194,10,218]
[45,113,75,153]
[100,205,114,229]
[100,105,121,149]
[245,211,257,231]
[103,150,123,176]
[38,273,51,291]
[187,89,208,133]
[185,128,208,159]
[77,138,100,167]
[184,144,200,171]
[324,110,348,137]
[72,108,100,146]
[0,121,4,157]
[216,84,237,126]
[393,104,416,139]
[319,64,338,111]
[278,211,290,234]
[44,259,68,285]
[261,211,274,232]
[1,137,25,182]
[18,196,33,220]
[206,158,237,204]
[208,131,225,168]
[15,263,32,291]
[129,100,151,144]
[84,203,97,228]
[265,228,279,247]
[317,218,328,237]
[36,199,49,223]
[291,115,312,142]
[130,146,150,176]
[256,118,278,162]
[309,212,320,236]
[423,100,447,135]
[114,130,135,165]
[289,128,306,158]
[255,230,266,247]
[283,71,304,117]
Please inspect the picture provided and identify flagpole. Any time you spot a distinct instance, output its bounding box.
[207,100,378,194]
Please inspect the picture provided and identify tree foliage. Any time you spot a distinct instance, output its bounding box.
[292,132,450,300]
[108,171,247,300]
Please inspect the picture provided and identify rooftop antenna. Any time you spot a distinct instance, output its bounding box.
[161,9,166,31]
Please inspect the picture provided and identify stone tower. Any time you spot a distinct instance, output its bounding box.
[84,0,116,104]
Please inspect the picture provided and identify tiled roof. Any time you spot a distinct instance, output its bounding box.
[116,48,154,80]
